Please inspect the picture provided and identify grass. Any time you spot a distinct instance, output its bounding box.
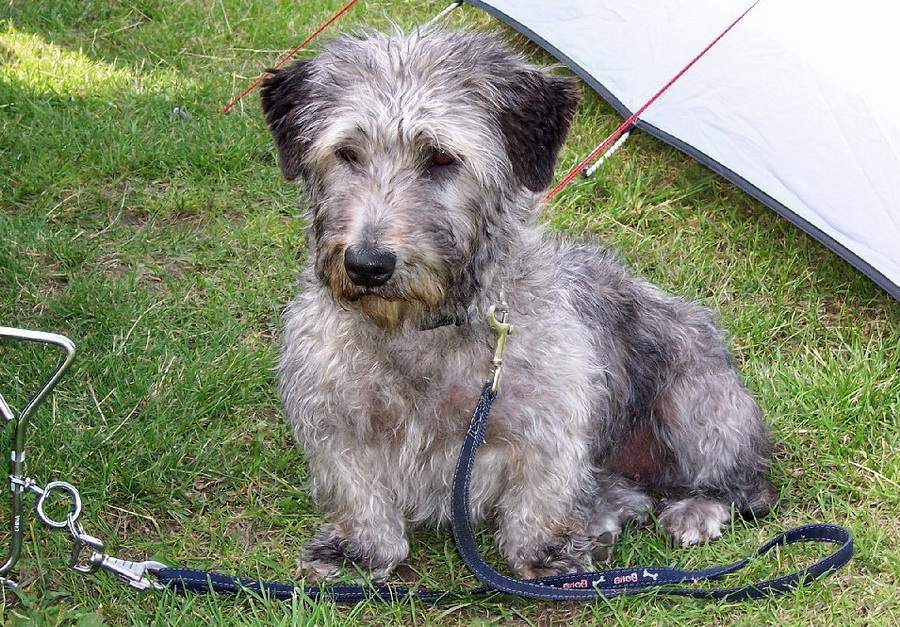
[1,0,898,624]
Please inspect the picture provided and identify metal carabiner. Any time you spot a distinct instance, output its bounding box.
[95,556,167,591]
[68,516,106,574]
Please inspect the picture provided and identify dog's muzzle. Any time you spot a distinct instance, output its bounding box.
[344,244,397,288]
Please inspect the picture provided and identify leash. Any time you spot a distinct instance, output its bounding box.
[157,382,854,602]
[1,321,854,600]
[448,383,854,601]
[147,303,858,600]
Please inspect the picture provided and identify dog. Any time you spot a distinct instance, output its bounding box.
[260,27,776,581]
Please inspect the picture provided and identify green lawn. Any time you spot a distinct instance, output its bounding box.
[1,1,898,624]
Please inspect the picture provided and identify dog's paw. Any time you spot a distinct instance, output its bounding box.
[296,526,349,582]
[589,530,617,563]
[658,497,730,546]
[511,534,594,579]
[296,536,346,582]
[296,524,404,582]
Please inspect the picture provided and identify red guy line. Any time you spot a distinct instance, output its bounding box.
[544,0,762,202]
[222,0,362,114]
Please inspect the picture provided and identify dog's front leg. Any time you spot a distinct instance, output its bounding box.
[298,454,409,582]
[492,447,595,579]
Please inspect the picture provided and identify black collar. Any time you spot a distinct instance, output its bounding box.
[418,305,477,331]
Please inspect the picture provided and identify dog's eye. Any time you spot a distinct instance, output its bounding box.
[430,148,455,167]
[336,147,360,164]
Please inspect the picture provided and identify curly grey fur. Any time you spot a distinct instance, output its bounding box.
[260,27,776,581]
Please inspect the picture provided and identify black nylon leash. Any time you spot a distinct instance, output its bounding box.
[449,383,854,601]
[157,380,854,602]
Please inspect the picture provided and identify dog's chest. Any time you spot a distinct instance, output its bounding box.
[370,334,486,425]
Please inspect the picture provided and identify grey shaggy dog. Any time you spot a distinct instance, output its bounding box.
[260,27,776,581]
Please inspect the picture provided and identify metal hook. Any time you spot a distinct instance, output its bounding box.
[0,327,77,586]
[486,299,513,394]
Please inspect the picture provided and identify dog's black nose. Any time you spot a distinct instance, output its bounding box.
[344,245,397,287]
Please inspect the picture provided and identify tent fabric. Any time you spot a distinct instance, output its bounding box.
[466,0,900,301]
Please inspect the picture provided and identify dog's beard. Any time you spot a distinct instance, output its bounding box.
[354,295,416,332]
[329,274,448,333]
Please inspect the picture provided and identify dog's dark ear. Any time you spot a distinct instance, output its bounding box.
[260,60,313,181]
[496,72,580,192]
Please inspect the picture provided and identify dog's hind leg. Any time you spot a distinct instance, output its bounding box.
[655,370,777,546]
[582,470,655,561]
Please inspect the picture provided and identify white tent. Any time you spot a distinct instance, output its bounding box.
[468,0,900,301]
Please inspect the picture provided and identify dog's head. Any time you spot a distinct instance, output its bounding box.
[261,28,579,331]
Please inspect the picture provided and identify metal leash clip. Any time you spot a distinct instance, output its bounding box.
[70,543,166,592]
[486,298,513,394]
